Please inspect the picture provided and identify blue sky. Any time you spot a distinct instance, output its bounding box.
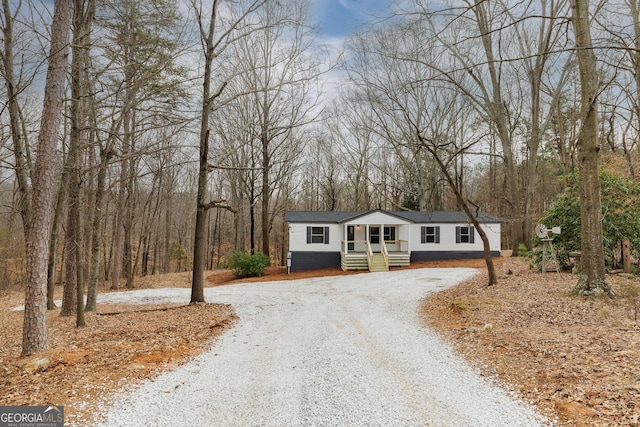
[312,0,392,38]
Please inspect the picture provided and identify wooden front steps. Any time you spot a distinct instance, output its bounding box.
[341,252,408,271]
[368,253,389,272]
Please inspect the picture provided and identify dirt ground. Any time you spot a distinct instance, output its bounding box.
[1,258,639,425]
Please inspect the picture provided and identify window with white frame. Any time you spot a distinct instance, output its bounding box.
[456,226,475,243]
[421,226,440,243]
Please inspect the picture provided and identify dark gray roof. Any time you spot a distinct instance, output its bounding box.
[284,210,501,224]
[284,211,367,223]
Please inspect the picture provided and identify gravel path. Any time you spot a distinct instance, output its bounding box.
[97,268,549,427]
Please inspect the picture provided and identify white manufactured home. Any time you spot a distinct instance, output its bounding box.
[285,210,501,272]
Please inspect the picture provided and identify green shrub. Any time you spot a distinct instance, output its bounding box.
[517,243,530,257]
[223,250,270,279]
[534,170,640,271]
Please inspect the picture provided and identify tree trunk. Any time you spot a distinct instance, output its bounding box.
[209,209,220,270]
[261,135,270,256]
[110,138,129,290]
[142,234,149,276]
[570,0,613,297]
[60,168,80,316]
[163,198,171,273]
[190,0,219,304]
[86,149,110,311]
[60,9,82,317]
[61,0,93,326]
[124,220,133,287]
[473,0,522,254]
[111,18,136,290]
[191,0,263,301]
[280,217,286,267]
[250,179,256,254]
[124,151,136,288]
[192,127,210,303]
[59,165,78,316]
[22,0,72,355]
[523,70,543,251]
[46,170,67,309]
[421,137,498,286]
[1,0,32,233]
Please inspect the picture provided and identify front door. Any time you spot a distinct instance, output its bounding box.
[347,225,355,251]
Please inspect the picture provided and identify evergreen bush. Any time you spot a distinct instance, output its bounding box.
[223,251,270,279]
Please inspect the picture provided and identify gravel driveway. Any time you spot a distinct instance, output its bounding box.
[97,268,549,427]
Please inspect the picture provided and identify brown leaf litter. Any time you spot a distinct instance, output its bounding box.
[422,256,640,426]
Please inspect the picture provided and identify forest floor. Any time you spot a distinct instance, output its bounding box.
[422,256,640,426]
[0,256,639,426]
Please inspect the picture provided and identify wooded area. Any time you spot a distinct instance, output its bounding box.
[2,0,640,354]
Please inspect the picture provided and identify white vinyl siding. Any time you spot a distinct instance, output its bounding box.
[289,224,341,252]
[409,223,498,253]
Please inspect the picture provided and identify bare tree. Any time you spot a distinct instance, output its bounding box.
[58,0,95,326]
[402,0,523,251]
[596,0,640,176]
[190,0,265,303]
[97,0,187,290]
[327,96,375,211]
[307,130,345,211]
[502,0,573,248]
[209,91,262,253]
[0,0,33,235]
[345,15,499,283]
[228,0,323,257]
[1,0,53,307]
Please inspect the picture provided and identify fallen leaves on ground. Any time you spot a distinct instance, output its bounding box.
[0,280,236,425]
[422,256,640,426]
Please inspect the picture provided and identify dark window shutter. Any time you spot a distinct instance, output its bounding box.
[470,226,475,243]
[307,226,311,244]
[421,226,426,244]
[324,227,329,244]
[456,226,461,243]
[436,226,440,243]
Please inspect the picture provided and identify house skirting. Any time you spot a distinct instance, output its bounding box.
[289,252,341,272]
[289,250,501,272]
[410,251,501,261]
